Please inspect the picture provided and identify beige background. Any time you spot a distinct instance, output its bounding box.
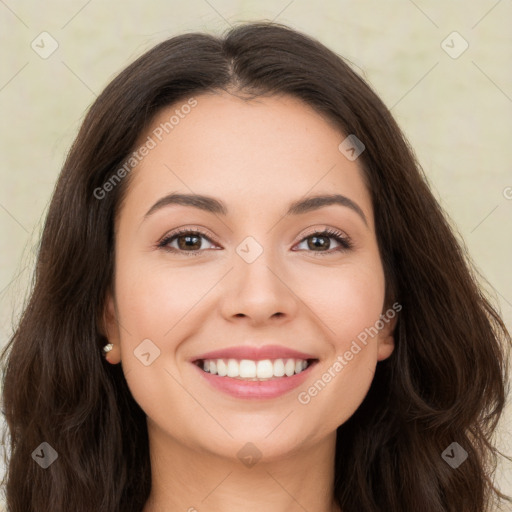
[0,0,511,507]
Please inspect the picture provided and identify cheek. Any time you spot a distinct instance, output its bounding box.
[112,259,202,421]
[297,348,377,437]
[295,258,386,348]
[292,259,385,425]
[116,258,209,337]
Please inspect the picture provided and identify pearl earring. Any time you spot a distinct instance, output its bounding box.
[103,343,114,353]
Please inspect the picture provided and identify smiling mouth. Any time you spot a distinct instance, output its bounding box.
[194,358,318,381]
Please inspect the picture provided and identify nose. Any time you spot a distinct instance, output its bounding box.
[218,245,299,326]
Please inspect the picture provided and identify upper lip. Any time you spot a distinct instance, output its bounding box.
[191,344,317,362]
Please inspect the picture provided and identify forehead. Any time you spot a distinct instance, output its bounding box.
[119,92,373,227]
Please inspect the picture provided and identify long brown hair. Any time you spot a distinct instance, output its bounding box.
[1,21,510,512]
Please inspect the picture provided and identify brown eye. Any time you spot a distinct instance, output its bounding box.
[176,233,202,251]
[294,229,352,254]
[158,229,217,255]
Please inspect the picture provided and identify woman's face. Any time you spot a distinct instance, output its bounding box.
[103,91,395,461]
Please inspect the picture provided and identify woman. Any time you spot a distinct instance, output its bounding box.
[1,21,510,512]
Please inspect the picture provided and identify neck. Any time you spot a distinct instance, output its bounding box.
[142,421,341,512]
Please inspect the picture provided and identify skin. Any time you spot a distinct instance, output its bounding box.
[102,91,396,512]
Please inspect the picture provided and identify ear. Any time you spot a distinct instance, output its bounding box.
[376,306,398,362]
[99,290,122,365]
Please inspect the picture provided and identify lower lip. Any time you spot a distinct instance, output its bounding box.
[192,362,316,399]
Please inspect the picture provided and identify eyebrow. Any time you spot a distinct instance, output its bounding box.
[144,192,368,226]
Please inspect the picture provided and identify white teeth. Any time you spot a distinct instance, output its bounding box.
[256,360,274,379]
[199,357,312,379]
[217,359,227,377]
[239,359,256,378]
[227,359,239,378]
[284,358,295,377]
[273,359,285,377]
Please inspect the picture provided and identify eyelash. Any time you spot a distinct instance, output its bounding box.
[156,227,353,257]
